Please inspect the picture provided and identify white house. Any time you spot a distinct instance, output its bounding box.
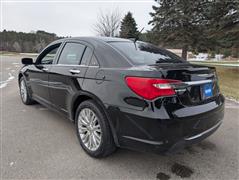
[196,53,208,61]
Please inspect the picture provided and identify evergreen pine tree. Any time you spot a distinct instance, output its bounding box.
[120,12,139,38]
[149,0,239,59]
[149,0,208,60]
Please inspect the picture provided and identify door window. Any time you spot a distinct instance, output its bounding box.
[38,45,60,65]
[58,43,85,65]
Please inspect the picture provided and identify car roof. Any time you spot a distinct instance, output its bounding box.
[52,36,131,45]
[87,36,131,43]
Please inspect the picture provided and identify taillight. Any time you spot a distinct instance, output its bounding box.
[125,77,181,100]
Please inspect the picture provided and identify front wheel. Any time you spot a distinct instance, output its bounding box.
[75,100,116,158]
[19,77,34,105]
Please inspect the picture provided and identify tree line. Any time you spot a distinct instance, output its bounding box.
[0,30,59,53]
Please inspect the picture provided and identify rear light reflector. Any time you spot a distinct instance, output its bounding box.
[125,77,181,100]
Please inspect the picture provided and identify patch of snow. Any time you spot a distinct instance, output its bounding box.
[0,73,15,89]
[12,62,20,65]
[226,97,239,104]
[8,73,15,80]
[0,82,7,88]
[9,162,15,167]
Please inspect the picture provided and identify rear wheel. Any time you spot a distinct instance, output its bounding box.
[19,77,34,105]
[75,100,116,158]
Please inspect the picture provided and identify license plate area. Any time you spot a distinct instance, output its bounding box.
[176,80,218,105]
[201,83,213,99]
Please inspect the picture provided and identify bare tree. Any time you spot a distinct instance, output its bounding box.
[94,9,121,37]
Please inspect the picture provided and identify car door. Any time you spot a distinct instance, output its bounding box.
[48,41,93,114]
[28,43,61,104]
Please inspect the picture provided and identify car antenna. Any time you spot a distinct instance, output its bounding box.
[129,27,145,49]
[134,27,144,43]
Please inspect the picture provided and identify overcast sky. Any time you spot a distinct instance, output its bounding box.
[1,0,157,37]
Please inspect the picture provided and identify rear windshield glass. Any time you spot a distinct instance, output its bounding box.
[109,41,185,65]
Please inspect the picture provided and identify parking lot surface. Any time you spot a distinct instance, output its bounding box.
[1,55,239,179]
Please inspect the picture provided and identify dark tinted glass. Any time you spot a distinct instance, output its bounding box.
[110,41,185,65]
[81,47,93,65]
[40,46,59,64]
[58,43,85,65]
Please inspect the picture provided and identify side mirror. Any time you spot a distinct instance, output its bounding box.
[21,58,33,65]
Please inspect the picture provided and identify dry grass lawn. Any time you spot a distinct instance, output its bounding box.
[216,67,239,101]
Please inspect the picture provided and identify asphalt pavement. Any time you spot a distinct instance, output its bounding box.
[0,55,239,180]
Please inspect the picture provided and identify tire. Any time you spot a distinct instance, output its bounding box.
[19,77,34,105]
[75,100,116,158]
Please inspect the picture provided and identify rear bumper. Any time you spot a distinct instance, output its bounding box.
[106,94,225,153]
[167,120,221,153]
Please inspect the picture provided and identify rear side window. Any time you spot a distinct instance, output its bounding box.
[109,41,185,65]
[89,55,99,66]
[81,47,93,65]
[58,43,85,65]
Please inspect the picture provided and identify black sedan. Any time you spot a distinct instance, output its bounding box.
[18,37,224,158]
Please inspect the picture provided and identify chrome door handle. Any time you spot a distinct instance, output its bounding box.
[69,69,80,74]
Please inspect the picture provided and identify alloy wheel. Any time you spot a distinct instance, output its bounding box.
[78,108,102,151]
[20,80,27,103]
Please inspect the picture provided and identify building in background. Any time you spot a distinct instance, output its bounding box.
[167,49,193,59]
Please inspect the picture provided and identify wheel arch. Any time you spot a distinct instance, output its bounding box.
[18,73,23,84]
[70,91,119,146]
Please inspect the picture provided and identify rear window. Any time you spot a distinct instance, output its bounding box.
[109,41,185,65]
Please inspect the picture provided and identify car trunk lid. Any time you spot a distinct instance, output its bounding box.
[150,63,220,105]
